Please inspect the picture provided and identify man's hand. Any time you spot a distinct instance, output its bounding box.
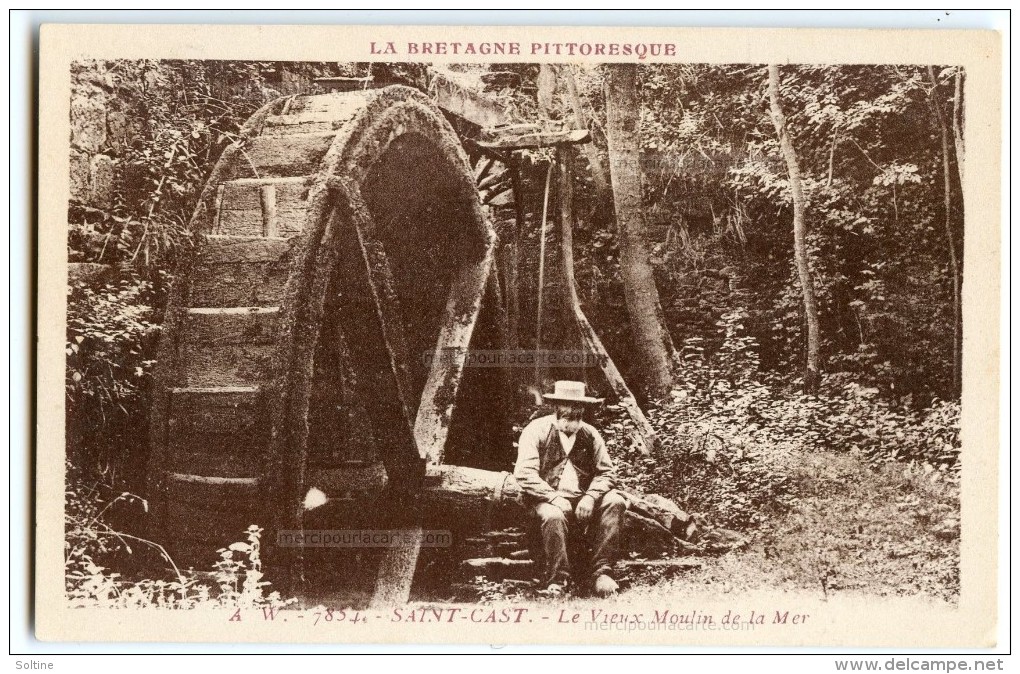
[575,494,596,526]
[551,496,573,515]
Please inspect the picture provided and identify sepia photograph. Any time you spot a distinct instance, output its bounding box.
[30,21,1003,653]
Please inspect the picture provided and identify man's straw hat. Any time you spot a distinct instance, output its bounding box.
[542,380,603,406]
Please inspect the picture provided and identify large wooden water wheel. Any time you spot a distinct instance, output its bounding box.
[147,82,699,606]
[146,85,506,594]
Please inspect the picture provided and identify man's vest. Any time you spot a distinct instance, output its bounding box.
[538,423,599,493]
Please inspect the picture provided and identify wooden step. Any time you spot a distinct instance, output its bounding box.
[162,500,265,546]
[191,235,295,308]
[216,176,312,237]
[289,91,372,118]
[177,338,275,385]
[197,234,294,263]
[261,112,339,137]
[166,386,268,471]
[165,471,262,509]
[306,463,389,497]
[167,451,264,478]
[159,470,265,550]
[243,133,335,177]
[183,307,281,347]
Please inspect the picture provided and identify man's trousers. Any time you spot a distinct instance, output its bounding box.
[530,490,627,587]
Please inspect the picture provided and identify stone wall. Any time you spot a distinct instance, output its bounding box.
[68,62,136,210]
[67,61,357,212]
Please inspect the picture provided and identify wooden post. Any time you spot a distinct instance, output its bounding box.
[259,183,278,237]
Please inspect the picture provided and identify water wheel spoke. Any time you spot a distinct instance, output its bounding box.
[415,249,495,464]
[329,178,419,447]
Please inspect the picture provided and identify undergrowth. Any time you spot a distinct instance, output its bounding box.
[604,310,960,533]
[65,462,295,610]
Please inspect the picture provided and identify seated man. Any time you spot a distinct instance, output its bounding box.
[514,380,627,596]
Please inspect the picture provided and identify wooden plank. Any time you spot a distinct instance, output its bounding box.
[476,128,589,151]
[169,387,262,427]
[260,184,278,237]
[191,237,294,308]
[294,91,372,116]
[311,76,374,93]
[261,121,335,137]
[167,472,259,486]
[179,342,276,388]
[220,177,310,211]
[166,393,264,429]
[189,263,291,307]
[306,463,388,496]
[166,450,263,479]
[165,473,262,511]
[217,207,307,238]
[429,69,508,128]
[183,307,281,347]
[166,386,266,468]
[198,235,293,264]
[243,133,335,177]
[263,112,343,127]
[166,395,264,454]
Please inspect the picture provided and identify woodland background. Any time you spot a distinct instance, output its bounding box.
[64,60,963,607]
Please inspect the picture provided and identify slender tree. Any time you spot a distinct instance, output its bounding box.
[952,68,966,188]
[767,64,821,393]
[605,63,676,397]
[927,65,963,397]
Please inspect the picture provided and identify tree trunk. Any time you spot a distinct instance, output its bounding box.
[559,149,656,455]
[767,64,821,393]
[927,66,963,398]
[559,64,612,208]
[418,464,699,549]
[604,63,676,398]
[952,68,965,189]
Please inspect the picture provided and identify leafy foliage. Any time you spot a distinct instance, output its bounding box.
[607,310,960,532]
[68,60,276,270]
[66,462,294,609]
[633,63,964,402]
[65,275,160,481]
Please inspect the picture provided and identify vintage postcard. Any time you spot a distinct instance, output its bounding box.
[36,23,1001,647]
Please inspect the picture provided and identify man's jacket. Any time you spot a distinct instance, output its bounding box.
[514,414,616,503]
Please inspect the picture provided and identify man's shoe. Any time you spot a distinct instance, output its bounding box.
[593,574,619,597]
[540,582,567,598]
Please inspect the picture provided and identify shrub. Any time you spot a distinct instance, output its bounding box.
[608,308,960,532]
[65,275,161,482]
